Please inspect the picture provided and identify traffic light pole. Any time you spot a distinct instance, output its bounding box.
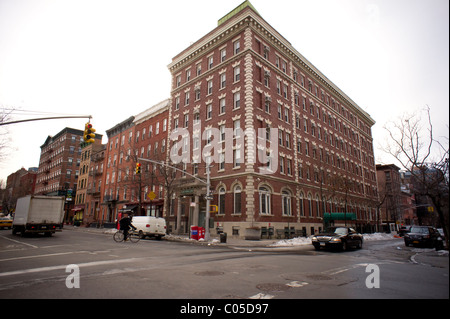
[0,115,92,126]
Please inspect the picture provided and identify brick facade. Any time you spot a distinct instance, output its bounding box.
[98,100,169,226]
[167,1,378,237]
[35,127,102,223]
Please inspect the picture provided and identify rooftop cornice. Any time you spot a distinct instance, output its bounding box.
[168,7,375,126]
[133,99,170,125]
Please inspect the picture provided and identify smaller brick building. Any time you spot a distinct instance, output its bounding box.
[35,127,102,223]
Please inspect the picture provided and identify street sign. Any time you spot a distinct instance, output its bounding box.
[147,191,156,201]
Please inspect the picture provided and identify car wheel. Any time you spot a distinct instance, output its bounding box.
[357,240,363,249]
[341,241,347,251]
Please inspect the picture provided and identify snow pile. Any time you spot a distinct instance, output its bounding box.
[104,228,118,234]
[270,237,312,247]
[270,232,397,247]
[363,233,395,241]
[165,234,197,242]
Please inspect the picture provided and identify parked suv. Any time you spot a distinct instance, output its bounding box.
[404,226,444,250]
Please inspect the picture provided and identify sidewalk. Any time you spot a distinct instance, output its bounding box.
[63,225,300,250]
[410,248,449,268]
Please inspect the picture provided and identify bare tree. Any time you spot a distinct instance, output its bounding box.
[0,107,14,161]
[381,106,449,248]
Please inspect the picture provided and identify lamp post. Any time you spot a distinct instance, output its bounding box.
[205,157,211,241]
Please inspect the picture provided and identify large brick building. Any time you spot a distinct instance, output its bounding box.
[35,127,102,222]
[166,1,378,237]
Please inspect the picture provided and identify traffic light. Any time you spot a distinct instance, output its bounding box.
[135,163,141,174]
[84,122,96,143]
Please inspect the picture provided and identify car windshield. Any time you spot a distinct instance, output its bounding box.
[325,227,348,235]
[410,227,429,234]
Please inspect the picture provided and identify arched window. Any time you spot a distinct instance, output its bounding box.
[308,194,313,217]
[282,190,292,216]
[233,185,242,215]
[259,186,271,215]
[316,195,321,217]
[299,192,305,217]
[218,187,226,215]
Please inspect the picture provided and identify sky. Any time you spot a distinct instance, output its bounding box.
[0,0,449,183]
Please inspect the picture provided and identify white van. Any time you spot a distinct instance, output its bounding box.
[131,216,166,240]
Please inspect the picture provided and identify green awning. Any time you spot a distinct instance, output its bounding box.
[323,213,357,221]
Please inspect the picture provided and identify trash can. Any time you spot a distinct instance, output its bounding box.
[190,226,199,240]
[220,232,227,243]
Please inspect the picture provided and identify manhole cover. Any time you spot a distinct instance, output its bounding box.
[256,283,291,292]
[195,271,224,276]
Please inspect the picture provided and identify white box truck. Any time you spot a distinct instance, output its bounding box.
[12,195,65,237]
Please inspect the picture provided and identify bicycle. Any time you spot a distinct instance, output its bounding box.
[113,229,140,243]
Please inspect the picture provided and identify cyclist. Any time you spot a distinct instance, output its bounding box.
[119,212,136,241]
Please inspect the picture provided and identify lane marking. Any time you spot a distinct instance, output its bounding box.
[0,235,38,248]
[0,251,88,262]
[286,281,309,288]
[0,257,145,278]
[249,293,274,299]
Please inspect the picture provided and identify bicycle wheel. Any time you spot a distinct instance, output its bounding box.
[128,231,140,243]
[113,231,124,242]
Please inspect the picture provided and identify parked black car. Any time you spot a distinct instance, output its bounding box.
[404,226,444,250]
[311,226,363,251]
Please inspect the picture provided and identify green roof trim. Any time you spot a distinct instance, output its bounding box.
[323,213,357,221]
[218,0,260,26]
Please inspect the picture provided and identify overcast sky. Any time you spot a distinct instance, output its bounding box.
[0,0,448,182]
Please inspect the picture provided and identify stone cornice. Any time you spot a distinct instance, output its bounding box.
[168,7,375,126]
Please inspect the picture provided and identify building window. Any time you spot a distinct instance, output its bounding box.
[233,149,241,168]
[299,192,305,216]
[308,194,313,217]
[259,186,271,215]
[221,48,226,62]
[206,104,212,120]
[233,185,242,214]
[219,98,226,114]
[234,40,240,54]
[220,74,226,89]
[219,187,225,215]
[234,66,240,82]
[208,56,214,69]
[218,152,225,170]
[207,80,213,95]
[233,92,240,109]
[282,190,292,216]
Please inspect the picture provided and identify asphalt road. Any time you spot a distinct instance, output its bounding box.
[0,228,448,302]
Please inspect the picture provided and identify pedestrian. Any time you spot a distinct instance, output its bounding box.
[119,212,136,241]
